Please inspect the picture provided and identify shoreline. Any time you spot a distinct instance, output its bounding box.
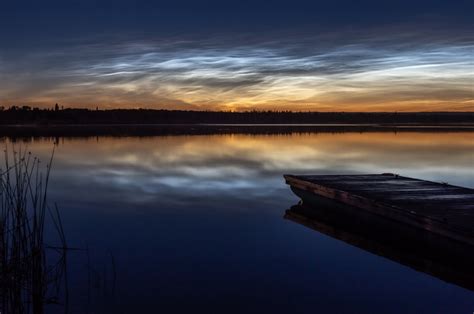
[0,123,473,137]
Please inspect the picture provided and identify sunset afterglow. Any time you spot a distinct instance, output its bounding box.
[1,1,474,311]
[2,40,473,111]
[1,1,472,111]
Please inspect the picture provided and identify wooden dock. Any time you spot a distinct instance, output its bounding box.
[284,174,474,246]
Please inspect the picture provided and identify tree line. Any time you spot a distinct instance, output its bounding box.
[0,106,472,124]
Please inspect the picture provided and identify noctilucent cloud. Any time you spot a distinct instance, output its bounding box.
[1,0,473,111]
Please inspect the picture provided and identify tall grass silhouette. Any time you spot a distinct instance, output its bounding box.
[0,146,68,314]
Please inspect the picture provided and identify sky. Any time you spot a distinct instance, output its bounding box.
[0,0,473,111]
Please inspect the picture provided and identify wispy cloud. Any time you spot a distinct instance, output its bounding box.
[1,32,473,111]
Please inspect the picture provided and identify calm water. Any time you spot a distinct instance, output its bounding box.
[5,132,474,313]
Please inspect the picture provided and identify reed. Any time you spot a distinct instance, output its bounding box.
[0,146,68,314]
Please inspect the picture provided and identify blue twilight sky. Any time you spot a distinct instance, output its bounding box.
[0,0,473,111]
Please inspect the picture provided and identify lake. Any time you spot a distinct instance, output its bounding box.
[4,131,474,313]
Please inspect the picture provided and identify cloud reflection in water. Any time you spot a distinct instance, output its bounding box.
[3,132,473,312]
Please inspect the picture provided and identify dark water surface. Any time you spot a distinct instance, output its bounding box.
[5,132,474,313]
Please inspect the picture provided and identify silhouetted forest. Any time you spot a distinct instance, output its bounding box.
[0,106,473,125]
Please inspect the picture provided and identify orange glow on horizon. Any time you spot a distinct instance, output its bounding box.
[5,98,472,112]
[2,42,472,112]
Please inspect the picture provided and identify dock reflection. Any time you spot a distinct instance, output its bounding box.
[284,202,474,291]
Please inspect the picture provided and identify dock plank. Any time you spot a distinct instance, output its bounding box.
[284,173,474,246]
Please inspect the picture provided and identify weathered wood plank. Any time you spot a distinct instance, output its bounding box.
[284,173,474,246]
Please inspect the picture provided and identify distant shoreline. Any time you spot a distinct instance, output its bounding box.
[1,109,473,124]
[1,123,473,137]
[1,109,473,136]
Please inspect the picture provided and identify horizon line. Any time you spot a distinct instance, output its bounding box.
[1,106,473,114]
